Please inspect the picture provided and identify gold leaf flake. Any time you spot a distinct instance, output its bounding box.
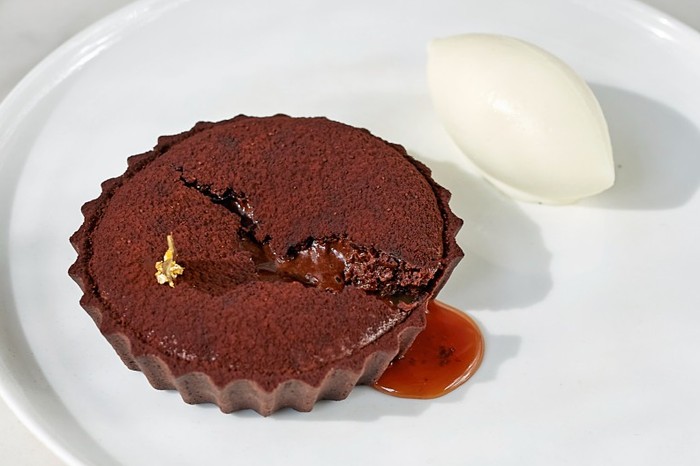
[155,234,184,287]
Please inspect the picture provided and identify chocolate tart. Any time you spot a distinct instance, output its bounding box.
[69,115,463,415]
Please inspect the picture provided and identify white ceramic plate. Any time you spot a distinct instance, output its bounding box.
[2,0,700,464]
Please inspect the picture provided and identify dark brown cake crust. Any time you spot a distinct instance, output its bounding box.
[69,115,463,415]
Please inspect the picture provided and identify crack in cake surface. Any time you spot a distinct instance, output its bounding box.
[179,172,436,301]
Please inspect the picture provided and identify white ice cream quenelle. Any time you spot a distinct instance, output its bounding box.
[428,34,614,204]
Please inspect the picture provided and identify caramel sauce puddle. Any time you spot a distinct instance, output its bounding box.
[373,300,484,399]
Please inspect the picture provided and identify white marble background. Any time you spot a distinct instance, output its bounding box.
[0,0,698,464]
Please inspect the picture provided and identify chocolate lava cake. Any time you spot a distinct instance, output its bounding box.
[69,115,463,415]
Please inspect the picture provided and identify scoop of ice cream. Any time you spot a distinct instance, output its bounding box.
[428,33,614,204]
